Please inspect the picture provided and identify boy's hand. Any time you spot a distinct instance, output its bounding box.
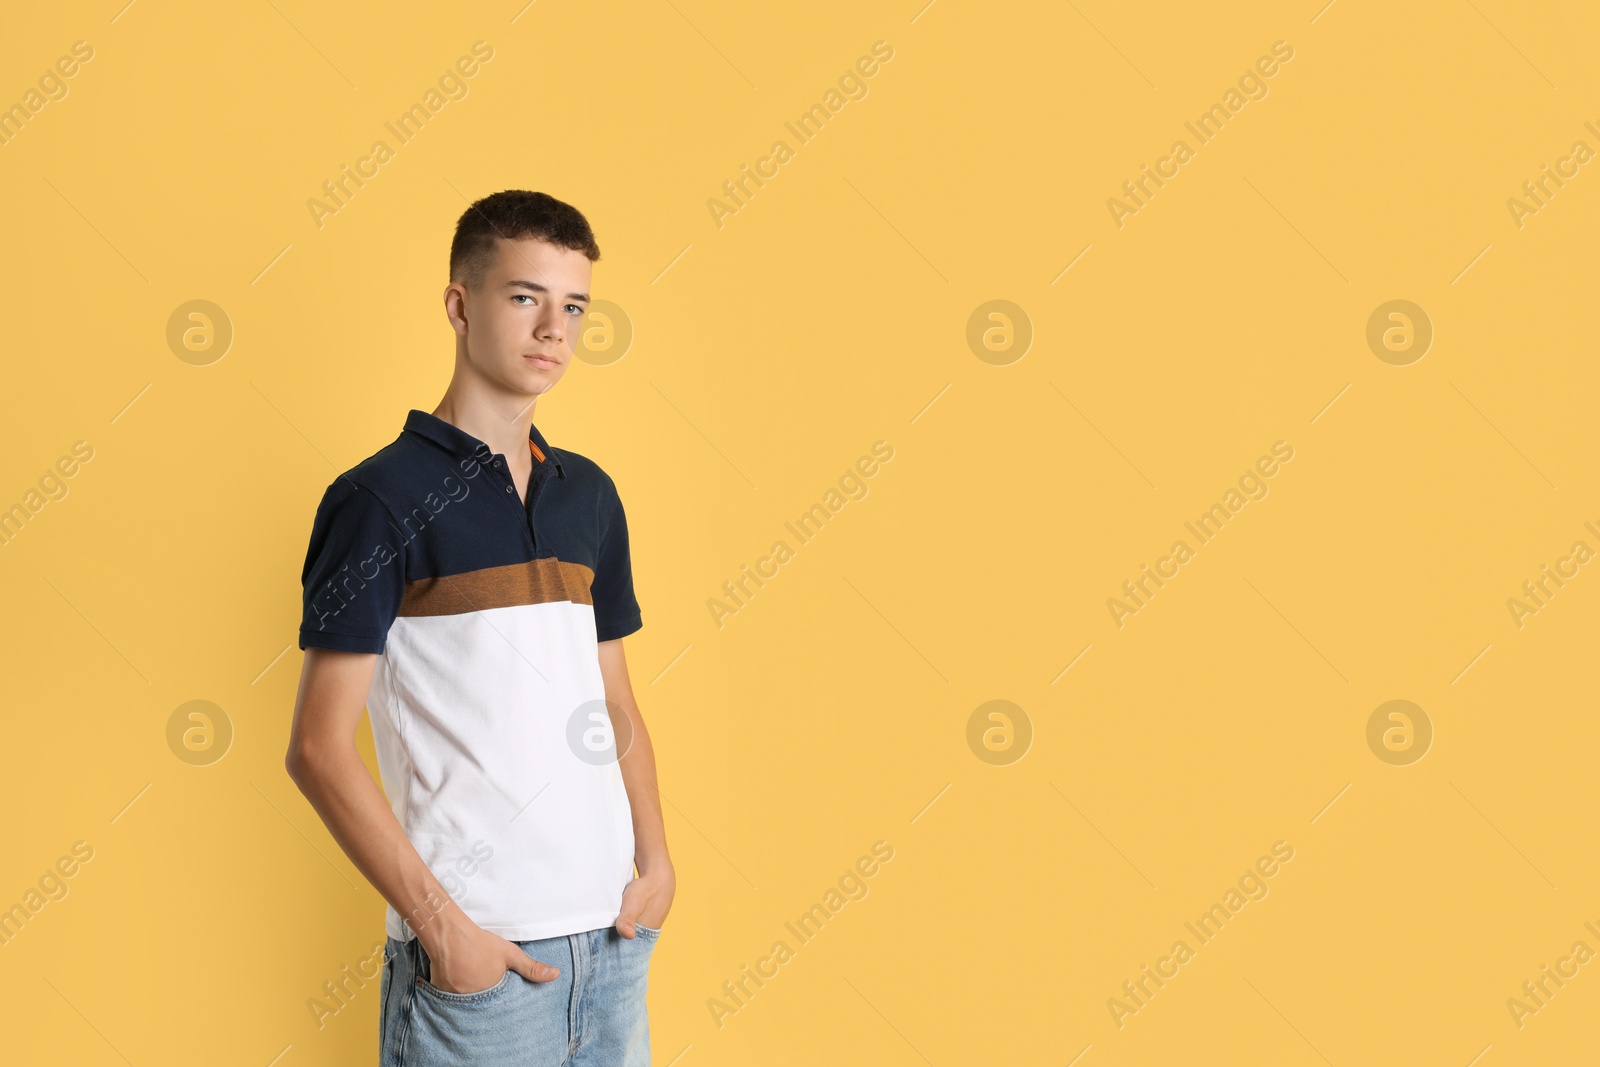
[615,865,677,938]
[427,916,561,994]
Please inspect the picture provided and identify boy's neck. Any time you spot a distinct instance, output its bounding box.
[431,387,539,460]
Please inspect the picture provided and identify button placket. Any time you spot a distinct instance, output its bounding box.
[496,453,537,553]
[478,446,539,554]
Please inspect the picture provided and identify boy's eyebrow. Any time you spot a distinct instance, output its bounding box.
[506,279,590,302]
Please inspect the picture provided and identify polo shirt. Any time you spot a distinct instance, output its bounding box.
[297,408,644,943]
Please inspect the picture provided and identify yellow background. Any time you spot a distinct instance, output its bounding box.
[2,1,1597,1063]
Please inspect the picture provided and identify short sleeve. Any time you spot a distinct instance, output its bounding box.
[298,476,407,654]
[591,477,643,642]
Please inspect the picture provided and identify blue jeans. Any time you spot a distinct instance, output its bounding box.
[379,924,660,1066]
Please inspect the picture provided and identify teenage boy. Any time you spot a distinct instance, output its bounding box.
[286,190,674,1066]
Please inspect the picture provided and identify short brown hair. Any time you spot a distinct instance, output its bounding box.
[449,190,600,290]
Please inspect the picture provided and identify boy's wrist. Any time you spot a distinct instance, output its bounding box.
[411,897,477,956]
[635,852,674,878]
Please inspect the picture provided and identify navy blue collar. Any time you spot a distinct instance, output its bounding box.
[404,409,565,478]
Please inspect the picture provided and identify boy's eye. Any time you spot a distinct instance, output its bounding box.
[566,305,585,316]
[512,294,533,305]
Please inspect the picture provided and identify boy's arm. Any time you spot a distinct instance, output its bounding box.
[285,647,561,992]
[600,637,676,936]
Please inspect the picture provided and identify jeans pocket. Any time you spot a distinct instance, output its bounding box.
[414,968,516,1004]
[634,922,662,941]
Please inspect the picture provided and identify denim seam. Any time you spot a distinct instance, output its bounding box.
[413,969,515,1003]
[395,940,419,1066]
[567,932,588,1057]
[378,949,395,1065]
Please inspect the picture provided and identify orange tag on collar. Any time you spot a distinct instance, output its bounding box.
[529,439,546,463]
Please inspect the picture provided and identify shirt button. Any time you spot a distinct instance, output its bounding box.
[505,485,514,493]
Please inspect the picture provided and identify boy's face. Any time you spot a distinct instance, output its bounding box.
[453,236,593,399]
